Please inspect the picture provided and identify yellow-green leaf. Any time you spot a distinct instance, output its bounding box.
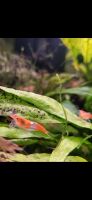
[9,153,50,162]
[61,38,92,63]
[65,156,87,162]
[50,136,90,162]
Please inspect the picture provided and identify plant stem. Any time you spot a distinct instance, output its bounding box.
[56,74,68,136]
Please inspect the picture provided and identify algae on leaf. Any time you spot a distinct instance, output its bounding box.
[0,102,65,134]
[0,86,92,131]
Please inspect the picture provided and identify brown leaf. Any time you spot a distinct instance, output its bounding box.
[0,137,22,154]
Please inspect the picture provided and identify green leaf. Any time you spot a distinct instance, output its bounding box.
[65,156,88,162]
[48,73,74,85]
[62,87,92,96]
[0,86,68,119]
[50,136,90,162]
[0,93,66,134]
[62,38,92,63]
[0,127,52,140]
[8,153,50,162]
[0,152,88,162]
[46,87,91,97]
[0,86,92,131]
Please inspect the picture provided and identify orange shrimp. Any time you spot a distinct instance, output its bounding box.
[9,114,48,134]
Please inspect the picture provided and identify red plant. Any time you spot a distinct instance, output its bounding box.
[79,110,92,120]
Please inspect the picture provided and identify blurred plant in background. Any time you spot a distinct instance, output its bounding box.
[61,38,92,82]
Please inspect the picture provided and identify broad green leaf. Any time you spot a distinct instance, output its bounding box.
[0,86,92,130]
[0,93,66,134]
[0,127,52,140]
[46,87,91,97]
[61,87,92,96]
[50,136,91,162]
[65,156,87,162]
[8,153,50,162]
[0,152,88,162]
[0,86,68,118]
[61,38,92,63]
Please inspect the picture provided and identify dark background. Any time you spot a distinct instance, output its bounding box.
[2,38,67,72]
